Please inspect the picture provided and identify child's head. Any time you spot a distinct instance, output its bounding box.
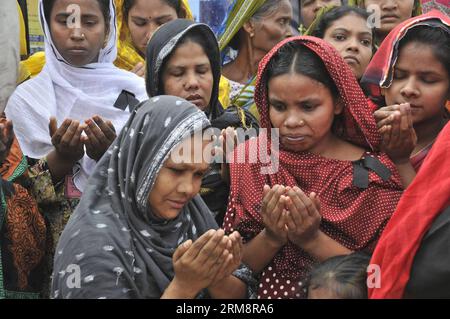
[383,25,450,125]
[43,0,110,66]
[307,252,370,299]
[312,6,374,80]
[265,41,344,154]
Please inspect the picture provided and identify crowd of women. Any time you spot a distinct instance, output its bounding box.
[0,0,448,299]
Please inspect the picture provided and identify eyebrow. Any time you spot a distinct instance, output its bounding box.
[55,12,99,19]
[131,14,173,21]
[331,28,371,36]
[269,97,322,105]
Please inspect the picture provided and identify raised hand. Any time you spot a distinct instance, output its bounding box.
[171,229,230,297]
[0,120,14,165]
[49,117,85,163]
[284,187,322,249]
[209,231,243,287]
[261,184,289,247]
[82,115,116,161]
[378,103,417,164]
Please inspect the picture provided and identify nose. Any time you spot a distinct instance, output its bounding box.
[70,27,84,41]
[184,71,200,91]
[177,175,194,197]
[284,110,304,129]
[346,37,360,53]
[400,77,420,99]
[144,24,158,44]
[382,0,398,11]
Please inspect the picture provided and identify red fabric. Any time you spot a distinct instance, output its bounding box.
[223,36,403,299]
[369,122,450,299]
[361,10,450,103]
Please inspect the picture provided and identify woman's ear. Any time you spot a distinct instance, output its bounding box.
[334,98,344,115]
[243,20,256,38]
[178,6,187,19]
[380,87,387,97]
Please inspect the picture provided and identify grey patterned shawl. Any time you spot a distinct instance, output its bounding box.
[51,96,254,299]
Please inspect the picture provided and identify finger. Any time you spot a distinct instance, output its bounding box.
[310,192,322,214]
[173,240,192,262]
[294,187,313,219]
[84,120,101,147]
[93,115,116,140]
[49,117,58,138]
[376,114,395,129]
[86,118,109,146]
[51,118,71,146]
[183,229,216,261]
[284,209,296,232]
[60,120,79,147]
[285,194,303,227]
[69,123,85,148]
[198,229,227,266]
[261,185,277,217]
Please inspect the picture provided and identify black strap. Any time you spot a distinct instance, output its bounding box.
[113,90,140,112]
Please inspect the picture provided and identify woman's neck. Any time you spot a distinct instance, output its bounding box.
[222,41,265,84]
[414,116,448,154]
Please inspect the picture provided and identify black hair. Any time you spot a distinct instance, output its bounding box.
[229,0,286,51]
[311,6,375,52]
[398,25,450,81]
[307,252,371,299]
[43,0,110,30]
[123,0,185,23]
[265,40,339,99]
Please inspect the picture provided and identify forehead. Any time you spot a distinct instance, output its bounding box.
[268,73,332,98]
[167,135,211,166]
[166,41,209,64]
[263,1,293,18]
[129,0,176,14]
[327,14,371,33]
[397,42,447,73]
[51,0,103,15]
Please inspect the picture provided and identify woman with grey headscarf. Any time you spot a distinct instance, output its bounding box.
[51,96,256,299]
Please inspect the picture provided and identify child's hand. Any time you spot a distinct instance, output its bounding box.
[82,115,116,161]
[261,184,289,247]
[378,104,417,164]
[284,187,322,249]
[0,120,14,165]
[172,229,230,296]
[49,117,85,163]
[131,62,145,78]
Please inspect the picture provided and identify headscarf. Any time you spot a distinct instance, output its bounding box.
[146,19,223,122]
[51,96,254,299]
[5,0,147,191]
[421,0,450,15]
[114,0,193,71]
[361,10,450,106]
[223,36,403,298]
[348,0,422,16]
[0,0,19,113]
[369,122,450,299]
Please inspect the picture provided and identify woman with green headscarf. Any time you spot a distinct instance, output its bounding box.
[217,0,293,118]
[348,0,422,45]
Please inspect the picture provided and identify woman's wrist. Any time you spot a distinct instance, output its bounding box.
[161,277,201,299]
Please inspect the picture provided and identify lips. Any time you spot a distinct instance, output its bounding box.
[185,94,204,107]
[67,47,88,55]
[343,55,359,65]
[283,135,306,143]
[381,14,400,22]
[167,199,187,210]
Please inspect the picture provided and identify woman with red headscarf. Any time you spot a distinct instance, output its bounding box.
[223,36,404,299]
